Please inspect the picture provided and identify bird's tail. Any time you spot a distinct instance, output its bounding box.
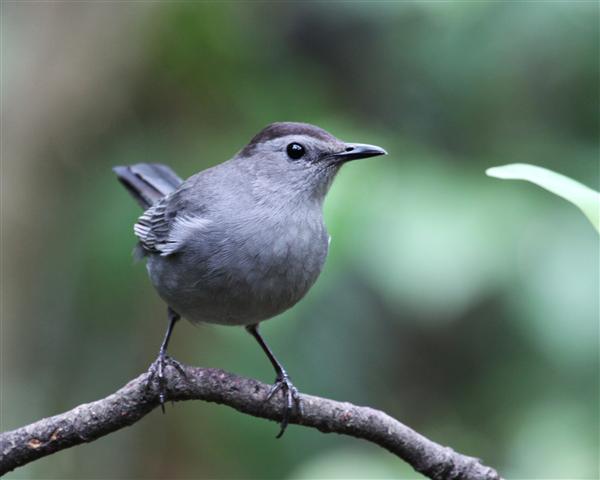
[112,163,183,209]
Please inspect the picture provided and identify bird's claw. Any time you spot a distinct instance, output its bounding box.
[146,351,186,413]
[267,373,302,438]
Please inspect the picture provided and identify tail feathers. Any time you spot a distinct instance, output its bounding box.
[113,163,183,209]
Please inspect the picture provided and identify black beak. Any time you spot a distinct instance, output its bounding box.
[333,143,388,162]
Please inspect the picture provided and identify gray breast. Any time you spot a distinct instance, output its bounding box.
[147,207,329,326]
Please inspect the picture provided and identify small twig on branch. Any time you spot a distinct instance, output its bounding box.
[0,362,502,479]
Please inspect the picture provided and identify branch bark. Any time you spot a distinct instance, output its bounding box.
[0,362,502,479]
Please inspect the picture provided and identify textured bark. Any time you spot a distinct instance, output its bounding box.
[0,363,502,479]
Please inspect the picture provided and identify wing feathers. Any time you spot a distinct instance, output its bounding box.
[157,215,212,256]
[134,201,211,256]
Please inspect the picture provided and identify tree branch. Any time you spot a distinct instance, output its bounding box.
[0,363,502,479]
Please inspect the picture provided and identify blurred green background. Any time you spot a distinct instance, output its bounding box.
[2,2,598,479]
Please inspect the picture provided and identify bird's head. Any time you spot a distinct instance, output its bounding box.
[236,122,387,203]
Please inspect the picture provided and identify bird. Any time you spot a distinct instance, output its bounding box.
[113,122,387,437]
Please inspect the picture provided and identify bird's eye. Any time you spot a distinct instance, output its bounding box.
[286,142,305,160]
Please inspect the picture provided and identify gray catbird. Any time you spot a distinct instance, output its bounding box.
[114,122,386,436]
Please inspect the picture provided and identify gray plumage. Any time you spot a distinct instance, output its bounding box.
[113,163,182,209]
[114,122,386,327]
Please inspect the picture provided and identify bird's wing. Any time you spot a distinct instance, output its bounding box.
[133,188,211,257]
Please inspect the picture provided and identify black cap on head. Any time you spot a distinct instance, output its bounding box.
[242,122,339,155]
[240,122,387,167]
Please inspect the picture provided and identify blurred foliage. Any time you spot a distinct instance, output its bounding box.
[487,163,600,232]
[2,2,598,479]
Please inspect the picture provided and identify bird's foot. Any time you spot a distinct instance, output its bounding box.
[266,372,302,438]
[146,351,186,413]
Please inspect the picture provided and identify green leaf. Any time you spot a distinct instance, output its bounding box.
[486,163,600,233]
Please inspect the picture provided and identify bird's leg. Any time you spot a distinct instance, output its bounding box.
[147,306,185,412]
[245,323,302,438]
